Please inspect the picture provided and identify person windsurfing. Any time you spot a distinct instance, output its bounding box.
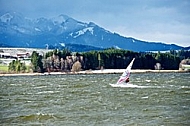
[115,58,135,85]
[125,77,129,83]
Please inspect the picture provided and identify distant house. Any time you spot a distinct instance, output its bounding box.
[181,64,190,71]
[0,53,11,58]
[179,59,190,71]
[17,53,30,58]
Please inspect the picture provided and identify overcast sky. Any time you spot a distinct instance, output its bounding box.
[1,0,190,47]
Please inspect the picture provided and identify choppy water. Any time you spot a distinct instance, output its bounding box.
[0,73,190,126]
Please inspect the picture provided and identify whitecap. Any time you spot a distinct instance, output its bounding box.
[142,96,149,99]
[145,80,151,82]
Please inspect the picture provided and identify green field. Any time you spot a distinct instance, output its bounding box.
[0,64,8,72]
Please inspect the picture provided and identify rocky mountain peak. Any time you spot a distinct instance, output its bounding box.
[0,12,184,52]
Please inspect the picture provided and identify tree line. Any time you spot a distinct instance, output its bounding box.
[8,48,190,73]
[82,48,190,70]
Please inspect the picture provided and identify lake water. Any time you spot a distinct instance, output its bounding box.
[0,73,190,125]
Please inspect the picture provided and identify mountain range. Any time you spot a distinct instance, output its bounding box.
[0,12,187,52]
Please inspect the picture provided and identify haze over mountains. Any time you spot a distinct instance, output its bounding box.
[0,12,186,52]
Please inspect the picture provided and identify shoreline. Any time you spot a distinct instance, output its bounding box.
[0,69,188,77]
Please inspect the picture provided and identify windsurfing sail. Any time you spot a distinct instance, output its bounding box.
[116,58,135,84]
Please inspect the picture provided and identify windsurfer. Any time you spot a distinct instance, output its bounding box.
[125,78,129,83]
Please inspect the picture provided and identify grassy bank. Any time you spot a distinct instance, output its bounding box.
[0,64,8,72]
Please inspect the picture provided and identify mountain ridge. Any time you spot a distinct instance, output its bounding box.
[0,12,185,52]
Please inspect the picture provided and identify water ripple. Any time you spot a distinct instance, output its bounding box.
[0,73,189,125]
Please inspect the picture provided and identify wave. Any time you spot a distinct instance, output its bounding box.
[109,83,148,88]
[109,83,168,88]
[20,113,56,121]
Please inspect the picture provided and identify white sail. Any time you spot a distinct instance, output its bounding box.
[116,58,135,84]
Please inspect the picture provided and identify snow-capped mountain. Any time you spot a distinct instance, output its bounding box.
[0,12,184,52]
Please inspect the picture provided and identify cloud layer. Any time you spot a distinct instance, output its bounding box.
[0,0,190,46]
